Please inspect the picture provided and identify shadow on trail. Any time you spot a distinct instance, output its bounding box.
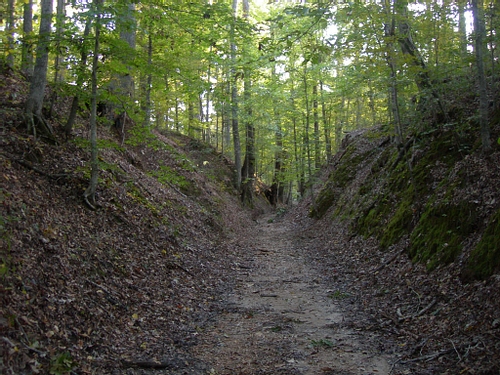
[194,213,397,375]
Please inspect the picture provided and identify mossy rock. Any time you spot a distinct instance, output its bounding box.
[410,201,478,270]
[465,209,500,279]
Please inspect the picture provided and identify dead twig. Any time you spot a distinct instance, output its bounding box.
[414,298,437,318]
[1,152,70,181]
[374,248,406,273]
[122,360,172,369]
[398,298,437,322]
[166,262,194,277]
[402,341,477,365]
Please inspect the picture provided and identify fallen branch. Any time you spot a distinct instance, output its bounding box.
[401,348,454,364]
[414,298,437,318]
[398,298,438,322]
[166,262,194,277]
[401,341,478,365]
[1,152,70,181]
[374,248,406,273]
[122,360,172,369]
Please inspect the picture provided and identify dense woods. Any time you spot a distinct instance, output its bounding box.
[2,0,498,204]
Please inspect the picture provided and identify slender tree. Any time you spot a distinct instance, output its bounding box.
[65,16,92,135]
[84,0,102,209]
[6,0,16,69]
[472,0,492,152]
[25,0,54,138]
[230,0,242,189]
[21,0,34,78]
[241,0,256,205]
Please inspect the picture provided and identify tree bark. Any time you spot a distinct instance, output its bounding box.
[65,16,92,135]
[472,0,492,153]
[48,0,66,118]
[313,82,320,169]
[457,0,468,57]
[230,0,242,190]
[84,0,102,209]
[143,33,153,128]
[241,0,256,205]
[21,0,34,79]
[25,0,53,137]
[6,0,16,69]
[391,0,447,123]
[384,21,404,145]
[320,81,332,162]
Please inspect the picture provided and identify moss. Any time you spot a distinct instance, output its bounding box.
[356,129,466,249]
[379,190,414,249]
[148,165,200,197]
[356,150,413,242]
[410,201,478,270]
[310,188,336,219]
[310,147,374,219]
[466,209,500,279]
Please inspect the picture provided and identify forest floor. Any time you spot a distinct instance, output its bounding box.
[194,213,396,375]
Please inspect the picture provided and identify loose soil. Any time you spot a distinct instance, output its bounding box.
[194,215,396,375]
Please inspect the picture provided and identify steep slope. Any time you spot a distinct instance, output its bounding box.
[291,125,500,374]
[0,72,263,374]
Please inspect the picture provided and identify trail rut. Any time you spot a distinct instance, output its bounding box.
[195,216,393,374]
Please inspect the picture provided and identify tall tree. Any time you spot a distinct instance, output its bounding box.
[230,0,242,189]
[472,0,492,152]
[6,0,16,69]
[24,0,54,138]
[65,15,92,135]
[241,0,256,205]
[84,0,103,209]
[48,0,67,118]
[21,0,34,78]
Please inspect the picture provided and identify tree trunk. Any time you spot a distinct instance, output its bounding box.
[65,17,92,135]
[174,80,180,131]
[384,21,404,145]
[222,82,231,155]
[105,0,136,139]
[188,101,195,138]
[241,0,256,205]
[230,0,242,190]
[21,0,34,79]
[84,0,102,209]
[320,81,332,162]
[119,0,136,99]
[457,0,468,57]
[335,97,346,151]
[472,0,492,153]
[48,0,66,118]
[303,66,316,207]
[143,33,153,128]
[205,53,212,143]
[313,82,320,169]
[25,0,54,138]
[391,0,447,123]
[6,0,16,70]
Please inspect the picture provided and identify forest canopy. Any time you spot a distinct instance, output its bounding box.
[1,0,498,204]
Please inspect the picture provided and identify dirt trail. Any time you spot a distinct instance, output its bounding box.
[195,215,393,374]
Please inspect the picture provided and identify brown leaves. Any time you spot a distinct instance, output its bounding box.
[0,88,252,374]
